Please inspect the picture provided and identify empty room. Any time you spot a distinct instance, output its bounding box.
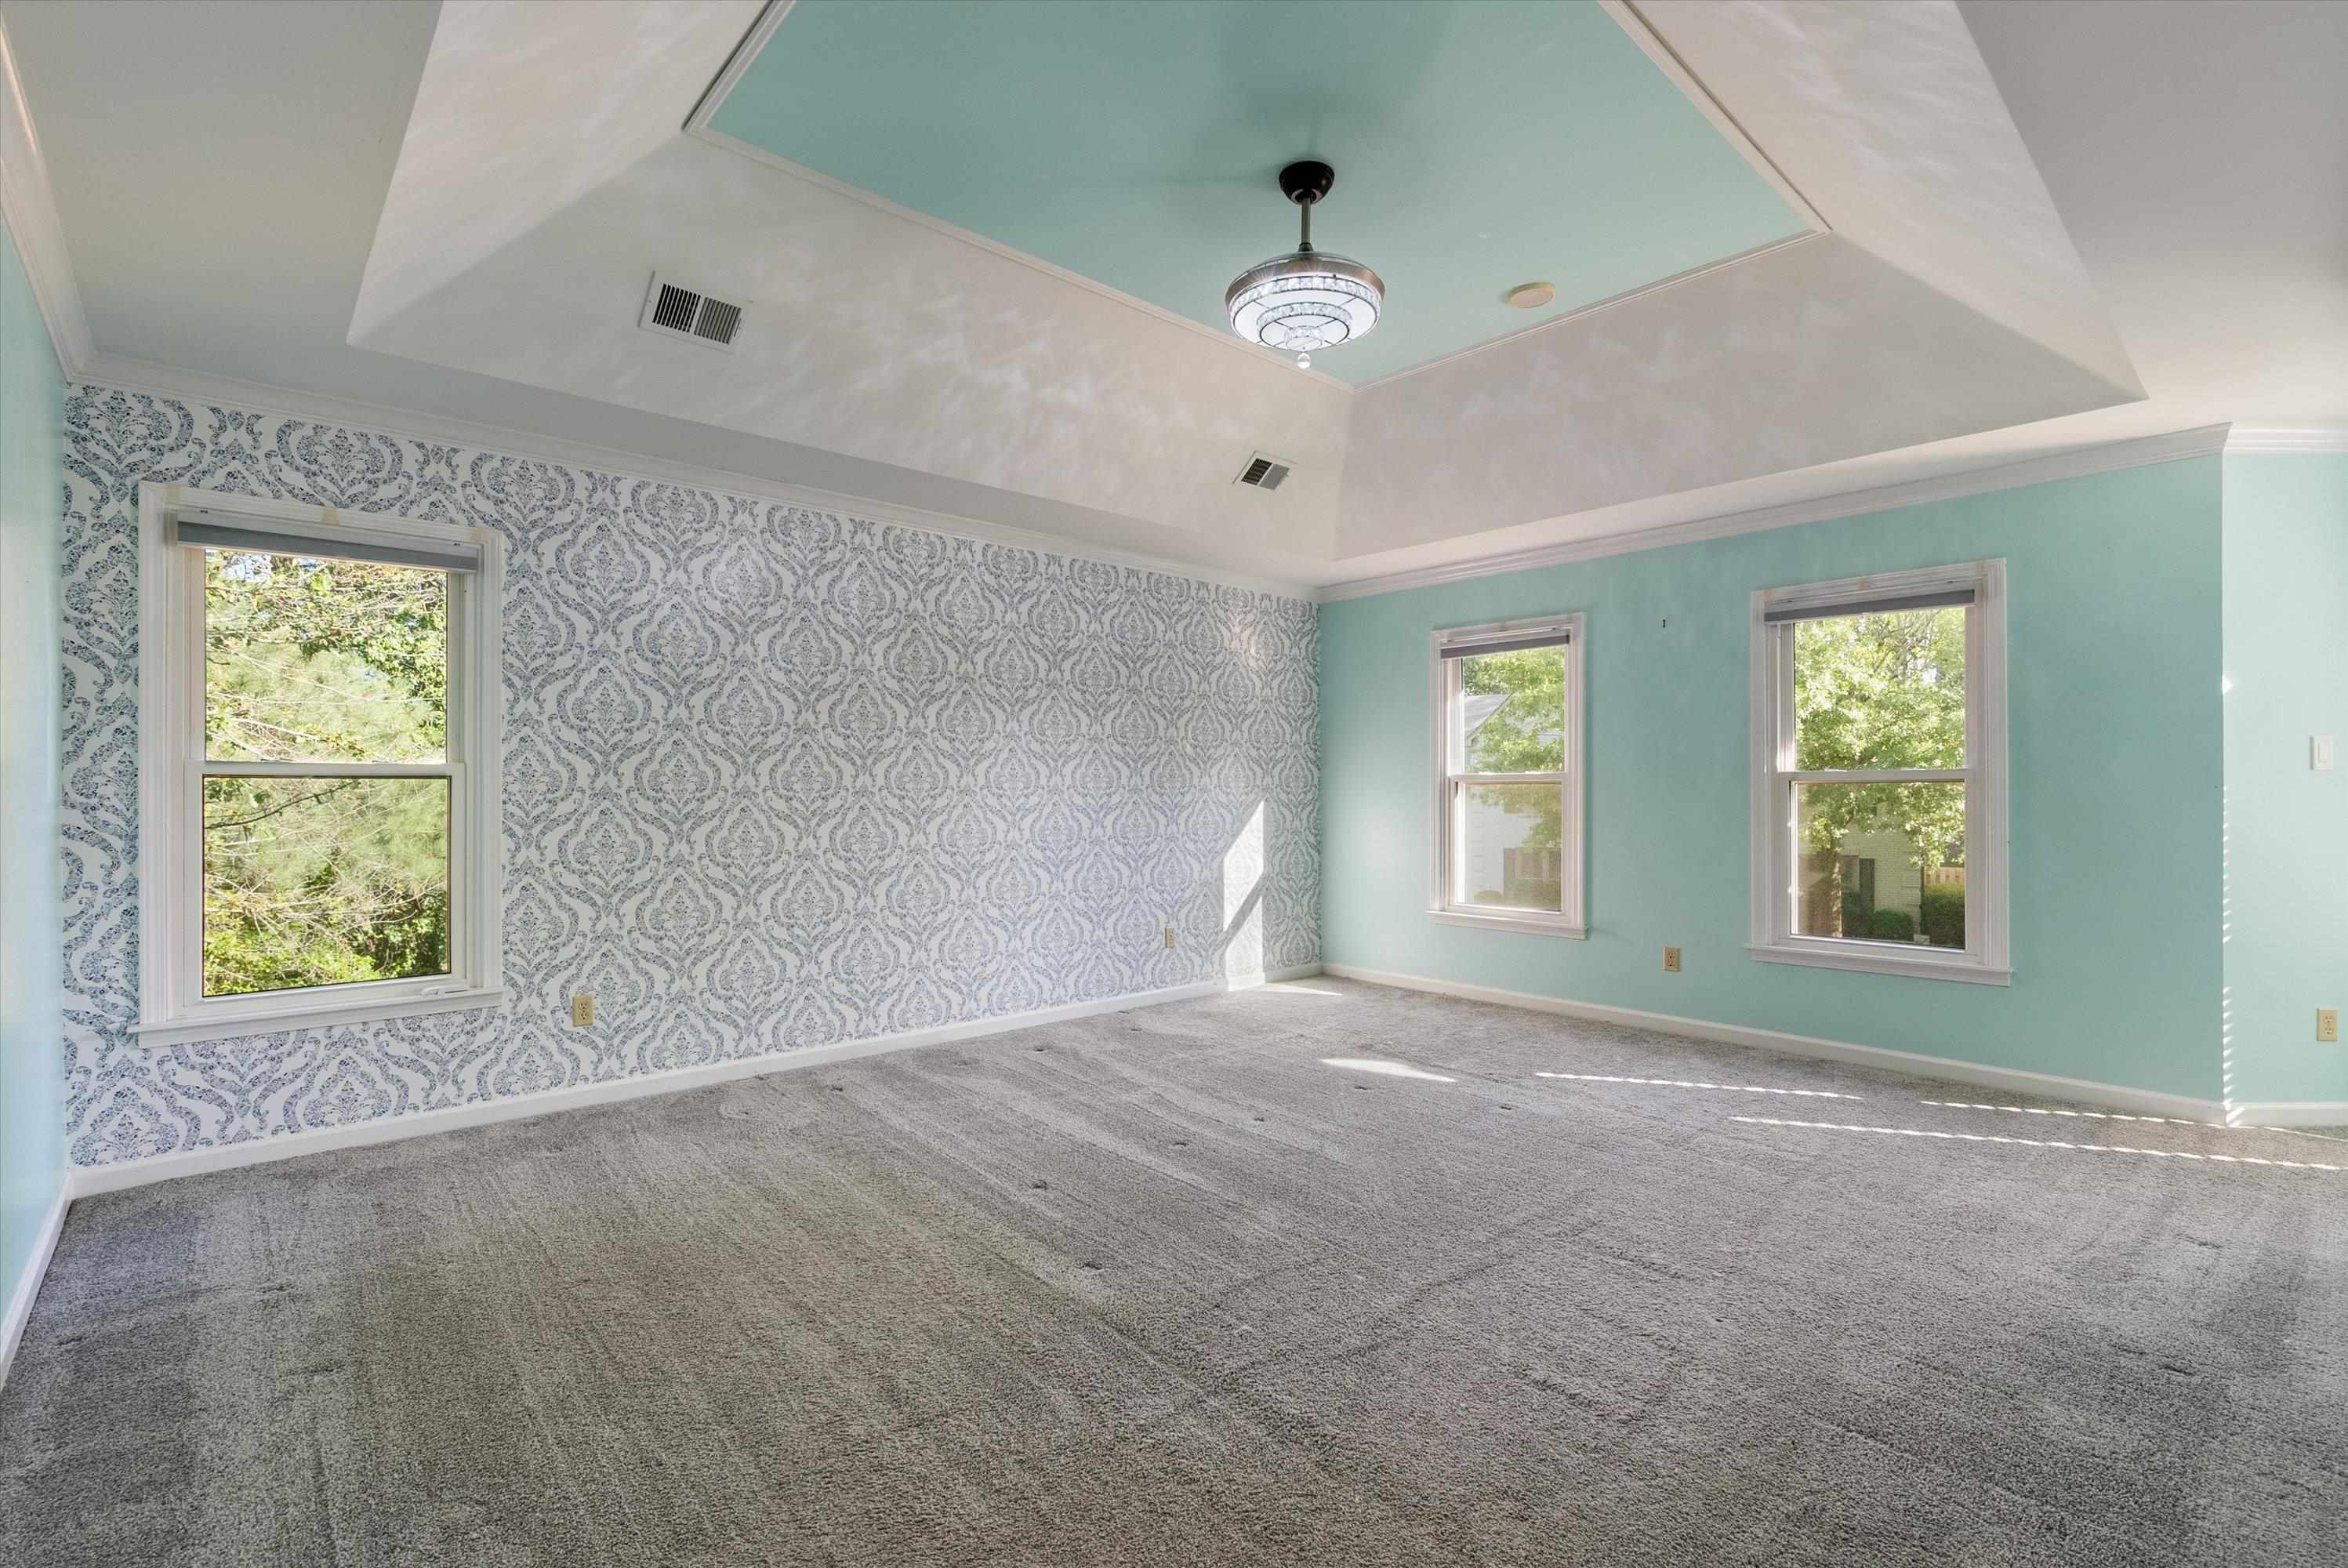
[2,1,2345,1563]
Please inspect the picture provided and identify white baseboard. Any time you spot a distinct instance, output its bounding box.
[68,967,1322,1198]
[1319,962,2233,1123]
[2226,1102,2348,1130]
[0,1185,69,1394]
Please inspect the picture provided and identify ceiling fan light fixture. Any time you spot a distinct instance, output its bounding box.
[1226,160,1384,368]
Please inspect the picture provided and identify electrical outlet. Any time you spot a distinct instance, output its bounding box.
[1164,927,1178,949]
[571,993,595,1028]
[2320,1007,2339,1044]
[1663,946,1682,973]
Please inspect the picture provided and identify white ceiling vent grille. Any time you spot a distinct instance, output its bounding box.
[640,272,748,352]
[1236,452,1294,491]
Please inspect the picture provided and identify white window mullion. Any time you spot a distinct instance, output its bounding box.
[1447,771,1566,786]
[200,760,457,779]
[1785,768,1967,786]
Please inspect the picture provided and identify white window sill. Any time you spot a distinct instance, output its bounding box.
[1746,942,2010,986]
[133,986,506,1047]
[1431,907,1588,939]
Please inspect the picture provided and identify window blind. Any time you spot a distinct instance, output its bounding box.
[172,511,481,572]
[1762,586,1972,624]
[1438,626,1571,659]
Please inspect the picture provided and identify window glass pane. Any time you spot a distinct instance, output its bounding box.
[1459,644,1564,773]
[205,550,448,762]
[1457,782,1563,913]
[1793,606,1964,770]
[1793,781,1965,947]
[203,776,451,996]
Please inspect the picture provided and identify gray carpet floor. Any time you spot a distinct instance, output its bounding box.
[4,978,2345,1566]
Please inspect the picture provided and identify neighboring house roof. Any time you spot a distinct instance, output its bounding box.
[1461,693,1508,746]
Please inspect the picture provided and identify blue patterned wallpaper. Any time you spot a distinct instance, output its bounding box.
[59,387,1319,1167]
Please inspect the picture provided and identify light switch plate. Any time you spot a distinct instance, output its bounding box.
[2313,735,2335,772]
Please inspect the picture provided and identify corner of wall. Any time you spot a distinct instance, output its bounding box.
[2219,451,2348,1112]
[0,196,71,1384]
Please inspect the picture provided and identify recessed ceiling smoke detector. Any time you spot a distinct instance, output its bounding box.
[1225,161,1384,372]
[639,271,749,352]
[1235,452,1294,491]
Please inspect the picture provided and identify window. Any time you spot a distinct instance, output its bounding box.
[1748,561,2008,983]
[1429,615,1584,937]
[136,484,503,1043]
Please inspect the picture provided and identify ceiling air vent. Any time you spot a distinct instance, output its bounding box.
[1236,452,1294,491]
[639,272,749,352]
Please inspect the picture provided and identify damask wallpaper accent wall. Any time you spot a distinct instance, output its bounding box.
[60,387,1319,1168]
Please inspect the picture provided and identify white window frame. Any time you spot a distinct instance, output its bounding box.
[1747,559,2009,985]
[1428,614,1586,938]
[135,482,505,1044]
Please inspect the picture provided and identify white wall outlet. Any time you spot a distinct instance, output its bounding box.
[1163,927,1178,949]
[1662,946,1682,973]
[2320,1007,2339,1044]
[570,993,595,1028]
[2313,735,2335,772]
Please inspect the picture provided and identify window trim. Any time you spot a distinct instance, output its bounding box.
[1428,613,1587,939]
[1747,560,2010,985]
[134,483,506,1045]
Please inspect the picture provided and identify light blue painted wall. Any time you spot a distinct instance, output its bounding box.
[1320,459,2225,1102]
[1,213,67,1324]
[2221,455,2348,1107]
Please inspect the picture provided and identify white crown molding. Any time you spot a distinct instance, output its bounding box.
[683,0,794,136]
[74,352,1319,601]
[1316,423,2234,602]
[2224,426,2348,456]
[0,9,92,378]
[63,967,1322,1197]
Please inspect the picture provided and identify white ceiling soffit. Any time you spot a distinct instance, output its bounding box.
[1633,0,2143,399]
[347,0,2137,569]
[350,0,1352,564]
[1334,0,2147,557]
[38,0,2314,596]
[350,0,764,343]
[1338,232,2137,559]
[1958,0,2348,426]
[2,0,1352,588]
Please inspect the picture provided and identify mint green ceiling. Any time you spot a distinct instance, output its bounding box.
[708,0,1808,386]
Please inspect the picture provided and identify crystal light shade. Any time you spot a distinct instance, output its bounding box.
[1225,250,1384,357]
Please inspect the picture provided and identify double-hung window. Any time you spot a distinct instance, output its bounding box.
[1748,561,2008,983]
[136,484,504,1044]
[1429,615,1585,937]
